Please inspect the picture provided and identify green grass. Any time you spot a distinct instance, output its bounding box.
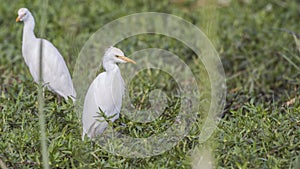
[1,0,300,168]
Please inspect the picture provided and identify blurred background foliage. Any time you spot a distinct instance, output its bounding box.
[0,0,300,168]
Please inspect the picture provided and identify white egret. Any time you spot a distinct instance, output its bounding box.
[16,8,76,101]
[82,47,136,140]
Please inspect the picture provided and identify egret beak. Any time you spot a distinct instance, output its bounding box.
[16,13,25,22]
[119,56,136,64]
[16,16,20,22]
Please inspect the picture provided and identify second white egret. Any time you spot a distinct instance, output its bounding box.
[16,8,76,101]
[82,47,136,140]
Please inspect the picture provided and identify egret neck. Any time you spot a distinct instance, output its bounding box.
[22,13,37,47]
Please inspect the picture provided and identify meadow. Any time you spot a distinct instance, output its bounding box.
[0,0,299,168]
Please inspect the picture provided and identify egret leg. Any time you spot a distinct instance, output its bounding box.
[56,95,61,104]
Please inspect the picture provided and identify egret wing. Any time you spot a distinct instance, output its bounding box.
[41,39,76,100]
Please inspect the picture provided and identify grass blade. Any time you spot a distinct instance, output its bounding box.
[279,52,300,70]
[38,0,49,168]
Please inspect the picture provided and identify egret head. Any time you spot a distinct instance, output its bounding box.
[16,8,31,22]
[104,47,136,64]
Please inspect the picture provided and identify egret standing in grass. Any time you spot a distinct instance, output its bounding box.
[82,47,136,139]
[16,8,76,101]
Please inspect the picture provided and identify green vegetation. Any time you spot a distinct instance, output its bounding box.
[0,0,299,168]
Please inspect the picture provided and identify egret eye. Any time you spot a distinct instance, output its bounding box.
[116,55,120,58]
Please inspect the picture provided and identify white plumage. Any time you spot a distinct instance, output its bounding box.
[16,8,76,101]
[82,47,136,140]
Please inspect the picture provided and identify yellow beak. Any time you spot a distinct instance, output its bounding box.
[16,13,25,22]
[119,56,136,64]
[16,16,20,22]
